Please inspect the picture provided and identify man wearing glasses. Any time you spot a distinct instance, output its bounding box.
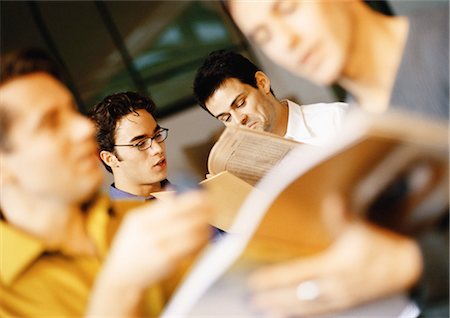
[91,92,226,239]
[90,92,171,200]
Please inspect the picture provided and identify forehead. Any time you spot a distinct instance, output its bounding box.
[0,73,72,125]
[0,73,71,111]
[115,109,158,142]
[229,0,274,31]
[205,78,252,115]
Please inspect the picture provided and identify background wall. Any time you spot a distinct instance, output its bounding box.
[1,0,446,189]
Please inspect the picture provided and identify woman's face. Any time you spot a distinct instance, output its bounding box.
[230,0,354,86]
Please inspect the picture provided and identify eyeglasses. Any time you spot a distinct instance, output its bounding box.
[114,127,169,151]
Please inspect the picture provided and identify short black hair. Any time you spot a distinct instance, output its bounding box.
[89,92,157,173]
[0,48,63,152]
[193,49,263,113]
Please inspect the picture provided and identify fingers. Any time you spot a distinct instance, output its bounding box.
[103,191,215,291]
[160,223,210,262]
[250,286,299,317]
[126,191,212,256]
[248,221,424,317]
[250,282,354,318]
[248,255,326,290]
[250,268,365,317]
[128,191,212,228]
[151,209,211,257]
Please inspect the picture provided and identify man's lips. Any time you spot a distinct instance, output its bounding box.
[299,48,314,67]
[153,157,166,167]
[298,42,320,70]
[247,122,258,129]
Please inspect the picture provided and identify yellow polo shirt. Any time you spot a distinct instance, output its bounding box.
[0,195,167,317]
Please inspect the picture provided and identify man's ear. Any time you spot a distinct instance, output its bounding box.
[100,150,119,169]
[255,71,271,94]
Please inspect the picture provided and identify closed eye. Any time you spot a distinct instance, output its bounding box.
[219,114,231,123]
[37,108,61,131]
[272,0,299,15]
[236,98,246,108]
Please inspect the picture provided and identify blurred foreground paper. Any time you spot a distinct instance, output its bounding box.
[162,109,448,317]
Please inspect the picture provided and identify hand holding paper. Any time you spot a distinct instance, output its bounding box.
[87,192,212,316]
[248,194,423,317]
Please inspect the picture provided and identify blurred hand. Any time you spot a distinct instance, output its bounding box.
[248,195,423,317]
[101,191,212,291]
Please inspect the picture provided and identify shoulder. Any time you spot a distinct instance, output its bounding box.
[296,102,349,117]
[286,101,349,138]
[301,101,348,109]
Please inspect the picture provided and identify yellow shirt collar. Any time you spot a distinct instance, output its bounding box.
[0,195,111,286]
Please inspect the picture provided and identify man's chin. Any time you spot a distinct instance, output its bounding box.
[74,171,103,200]
[248,124,264,131]
[150,172,168,183]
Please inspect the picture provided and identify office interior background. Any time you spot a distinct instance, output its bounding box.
[1,0,446,186]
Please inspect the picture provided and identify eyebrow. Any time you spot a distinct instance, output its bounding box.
[128,125,161,143]
[36,108,59,130]
[35,98,76,131]
[215,94,244,119]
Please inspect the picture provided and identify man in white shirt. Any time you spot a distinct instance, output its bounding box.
[193,50,347,145]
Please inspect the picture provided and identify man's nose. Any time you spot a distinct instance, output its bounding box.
[148,139,163,154]
[230,110,248,126]
[273,15,301,50]
[72,112,96,142]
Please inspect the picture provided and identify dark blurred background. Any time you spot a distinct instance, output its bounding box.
[2,0,445,180]
[1,1,253,116]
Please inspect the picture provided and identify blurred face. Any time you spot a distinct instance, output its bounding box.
[205,77,277,133]
[0,73,102,203]
[229,0,354,85]
[113,109,168,188]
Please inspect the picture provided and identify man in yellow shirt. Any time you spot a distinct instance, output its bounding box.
[0,48,212,317]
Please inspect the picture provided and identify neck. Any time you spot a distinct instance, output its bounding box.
[338,4,408,113]
[1,186,96,255]
[272,98,289,136]
[114,179,163,198]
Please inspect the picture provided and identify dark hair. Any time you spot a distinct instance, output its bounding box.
[89,91,157,173]
[193,49,264,113]
[0,48,63,85]
[0,48,63,152]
